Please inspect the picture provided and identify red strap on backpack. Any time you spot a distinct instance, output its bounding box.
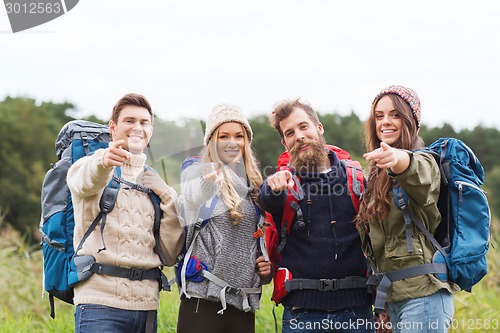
[341,159,364,212]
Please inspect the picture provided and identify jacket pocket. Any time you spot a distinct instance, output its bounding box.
[384,236,425,271]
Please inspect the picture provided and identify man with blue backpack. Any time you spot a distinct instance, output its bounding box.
[66,93,185,333]
[259,99,375,333]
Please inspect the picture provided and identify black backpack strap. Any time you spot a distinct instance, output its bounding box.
[143,164,168,268]
[71,165,172,299]
[284,276,368,292]
[89,263,162,280]
[73,168,121,255]
[49,294,55,319]
[80,130,90,156]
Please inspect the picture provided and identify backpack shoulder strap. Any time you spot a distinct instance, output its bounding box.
[181,156,201,172]
[275,166,304,256]
[392,182,446,256]
[253,204,270,262]
[339,159,364,213]
[143,165,169,269]
[179,195,219,297]
[74,167,121,256]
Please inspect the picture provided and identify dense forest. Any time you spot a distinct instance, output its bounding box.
[1,96,499,240]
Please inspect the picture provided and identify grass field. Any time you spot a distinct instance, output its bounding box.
[1,225,498,332]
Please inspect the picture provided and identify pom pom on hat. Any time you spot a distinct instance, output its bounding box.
[204,103,253,146]
[373,85,421,130]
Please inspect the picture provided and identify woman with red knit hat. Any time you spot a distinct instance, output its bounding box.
[357,85,460,333]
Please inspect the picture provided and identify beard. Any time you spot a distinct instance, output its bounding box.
[289,136,328,173]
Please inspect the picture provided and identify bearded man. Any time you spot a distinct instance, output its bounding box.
[258,99,375,333]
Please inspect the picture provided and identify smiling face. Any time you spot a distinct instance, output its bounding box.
[215,122,246,164]
[374,95,403,146]
[280,107,324,152]
[108,105,153,154]
[279,107,328,171]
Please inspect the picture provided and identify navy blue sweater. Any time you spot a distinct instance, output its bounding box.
[259,151,372,311]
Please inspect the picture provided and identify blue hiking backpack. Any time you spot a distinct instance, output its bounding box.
[372,138,491,312]
[40,120,169,318]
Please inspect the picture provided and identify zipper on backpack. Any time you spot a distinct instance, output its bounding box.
[455,181,487,202]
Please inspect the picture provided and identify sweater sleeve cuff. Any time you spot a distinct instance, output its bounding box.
[159,186,177,202]
[95,148,114,171]
[387,150,414,178]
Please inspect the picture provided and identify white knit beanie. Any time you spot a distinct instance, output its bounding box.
[204,103,253,146]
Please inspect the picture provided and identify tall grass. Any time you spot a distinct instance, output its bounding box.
[1,225,498,333]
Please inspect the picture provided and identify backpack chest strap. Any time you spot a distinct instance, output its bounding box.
[284,276,368,292]
[201,270,261,314]
[112,175,153,194]
[90,263,162,281]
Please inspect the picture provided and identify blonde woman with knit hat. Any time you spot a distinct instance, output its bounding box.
[357,85,460,333]
[177,103,272,333]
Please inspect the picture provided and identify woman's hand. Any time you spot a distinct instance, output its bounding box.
[363,142,410,174]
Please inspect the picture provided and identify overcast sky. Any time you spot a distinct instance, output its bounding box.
[1,0,499,132]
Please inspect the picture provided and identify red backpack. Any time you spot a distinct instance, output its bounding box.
[264,145,365,304]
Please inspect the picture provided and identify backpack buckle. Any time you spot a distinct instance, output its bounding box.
[319,279,337,291]
[225,286,240,295]
[128,268,145,280]
[253,228,264,238]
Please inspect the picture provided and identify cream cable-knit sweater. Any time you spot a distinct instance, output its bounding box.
[67,149,185,311]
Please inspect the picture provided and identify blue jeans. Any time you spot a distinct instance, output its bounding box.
[75,304,157,333]
[282,305,375,333]
[386,289,454,333]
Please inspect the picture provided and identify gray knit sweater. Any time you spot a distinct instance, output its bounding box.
[180,162,261,311]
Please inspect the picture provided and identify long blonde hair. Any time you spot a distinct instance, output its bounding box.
[201,124,263,224]
[356,94,424,231]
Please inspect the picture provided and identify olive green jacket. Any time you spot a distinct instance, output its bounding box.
[361,151,459,303]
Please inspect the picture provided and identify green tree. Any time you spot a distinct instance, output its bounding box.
[320,111,364,160]
[0,97,75,237]
[250,115,284,178]
[485,166,500,231]
[420,123,457,144]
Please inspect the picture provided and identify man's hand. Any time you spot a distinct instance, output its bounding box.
[256,255,272,277]
[267,170,294,192]
[143,170,170,197]
[375,312,392,333]
[102,140,131,167]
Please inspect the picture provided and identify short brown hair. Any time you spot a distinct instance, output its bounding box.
[111,93,153,124]
[270,99,319,138]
